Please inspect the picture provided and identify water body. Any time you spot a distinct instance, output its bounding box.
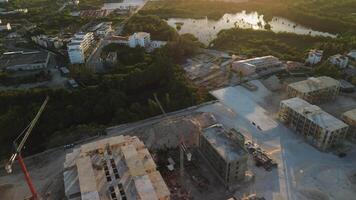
[167,11,336,45]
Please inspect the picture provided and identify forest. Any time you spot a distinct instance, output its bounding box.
[0,19,208,158]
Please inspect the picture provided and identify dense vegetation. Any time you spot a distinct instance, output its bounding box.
[123,14,179,41]
[141,0,356,34]
[210,28,331,61]
[0,32,208,158]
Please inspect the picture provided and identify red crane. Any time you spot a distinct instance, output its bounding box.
[5,96,50,200]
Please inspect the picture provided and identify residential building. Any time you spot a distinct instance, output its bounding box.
[0,51,50,71]
[329,54,349,69]
[129,32,151,48]
[63,135,170,200]
[347,50,356,61]
[341,109,356,142]
[67,32,94,64]
[31,35,64,49]
[287,76,340,104]
[200,124,248,188]
[89,22,112,37]
[279,97,348,151]
[306,49,323,65]
[231,56,282,76]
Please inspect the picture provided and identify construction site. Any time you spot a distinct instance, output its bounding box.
[0,76,356,200]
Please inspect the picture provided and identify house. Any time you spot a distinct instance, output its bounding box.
[129,32,151,48]
[306,49,323,65]
[329,54,349,69]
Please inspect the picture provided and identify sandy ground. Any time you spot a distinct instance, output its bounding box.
[198,80,356,200]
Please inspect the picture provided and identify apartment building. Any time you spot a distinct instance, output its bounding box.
[63,135,170,200]
[279,97,348,151]
[200,124,248,188]
[67,32,94,64]
[329,54,349,69]
[287,76,340,104]
[128,32,151,48]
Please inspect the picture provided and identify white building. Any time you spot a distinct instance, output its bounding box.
[0,0,9,3]
[231,56,282,76]
[0,22,11,31]
[347,50,356,61]
[329,54,349,69]
[129,32,151,48]
[67,32,94,64]
[306,49,323,65]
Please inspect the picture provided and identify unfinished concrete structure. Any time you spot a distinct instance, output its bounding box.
[342,109,356,142]
[287,76,340,104]
[200,124,248,188]
[63,135,170,200]
[279,97,348,151]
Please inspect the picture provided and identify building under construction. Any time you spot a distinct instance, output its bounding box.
[200,124,248,188]
[342,109,356,142]
[279,97,348,151]
[63,135,170,200]
[287,76,340,104]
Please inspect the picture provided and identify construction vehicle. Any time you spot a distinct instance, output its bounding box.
[5,96,50,200]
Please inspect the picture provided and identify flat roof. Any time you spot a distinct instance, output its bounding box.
[202,125,247,162]
[233,56,281,69]
[0,51,49,68]
[281,97,348,131]
[288,76,340,94]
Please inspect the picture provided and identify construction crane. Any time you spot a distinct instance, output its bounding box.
[5,96,50,200]
[153,94,192,181]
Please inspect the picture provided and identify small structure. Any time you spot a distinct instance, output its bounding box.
[0,51,50,71]
[347,50,356,61]
[89,22,112,38]
[306,49,323,65]
[232,56,282,75]
[342,109,356,142]
[279,97,348,151]
[31,35,64,49]
[129,32,151,48]
[339,79,354,93]
[329,54,349,69]
[67,32,95,64]
[0,22,11,31]
[287,76,340,104]
[200,124,248,188]
[63,135,170,200]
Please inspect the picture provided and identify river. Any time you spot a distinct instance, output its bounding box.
[167,11,336,45]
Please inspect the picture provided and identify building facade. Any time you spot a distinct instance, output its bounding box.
[341,109,356,142]
[67,32,94,64]
[306,49,323,65]
[287,76,340,104]
[329,54,349,69]
[200,124,248,188]
[63,135,170,200]
[279,97,348,151]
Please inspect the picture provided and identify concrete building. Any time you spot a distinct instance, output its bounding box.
[231,56,282,76]
[287,76,340,104]
[67,32,94,64]
[200,124,248,188]
[31,35,64,49]
[342,109,356,142]
[129,32,151,48]
[0,51,50,71]
[63,135,170,200]
[329,54,349,69]
[89,22,112,38]
[279,97,348,151]
[306,49,323,65]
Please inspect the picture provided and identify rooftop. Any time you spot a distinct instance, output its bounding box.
[281,97,348,131]
[342,108,356,125]
[309,49,323,56]
[0,51,49,69]
[63,135,170,200]
[202,124,247,162]
[288,76,340,94]
[233,56,281,69]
